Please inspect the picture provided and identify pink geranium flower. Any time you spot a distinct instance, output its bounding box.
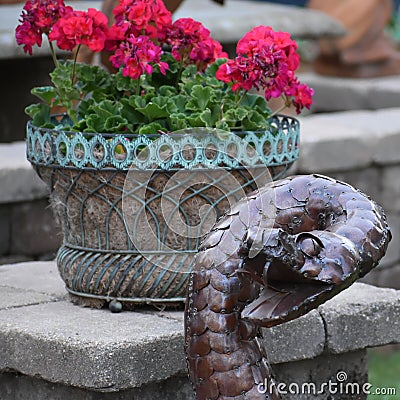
[216,25,313,113]
[111,0,172,43]
[167,18,228,70]
[15,0,71,55]
[49,8,109,52]
[110,35,168,79]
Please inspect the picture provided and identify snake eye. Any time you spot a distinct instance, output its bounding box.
[298,236,322,257]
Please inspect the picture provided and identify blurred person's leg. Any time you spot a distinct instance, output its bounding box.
[309,0,400,77]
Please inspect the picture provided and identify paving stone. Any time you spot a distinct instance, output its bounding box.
[298,118,374,173]
[0,301,186,391]
[0,286,57,310]
[319,283,400,354]
[360,259,400,290]
[382,165,400,213]
[263,310,325,364]
[0,142,48,203]
[374,130,400,165]
[299,108,400,173]
[0,255,34,266]
[0,262,399,397]
[10,199,62,256]
[0,350,370,400]
[379,213,400,268]
[0,372,194,400]
[302,108,400,134]
[0,351,369,400]
[359,268,380,287]
[273,350,368,400]
[300,73,400,112]
[375,264,400,290]
[0,261,65,297]
[0,205,10,255]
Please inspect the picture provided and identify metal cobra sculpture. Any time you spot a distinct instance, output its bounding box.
[185,174,392,400]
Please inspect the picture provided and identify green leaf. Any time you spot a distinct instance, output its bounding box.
[136,101,169,122]
[50,60,73,88]
[115,71,140,92]
[215,120,230,131]
[120,98,146,125]
[186,85,213,112]
[242,109,268,130]
[241,93,270,113]
[85,114,105,132]
[91,99,123,117]
[77,98,95,117]
[25,103,53,128]
[169,113,189,131]
[31,86,56,104]
[187,112,206,127]
[104,115,129,132]
[170,94,187,113]
[158,85,178,97]
[224,108,249,124]
[78,64,111,90]
[199,109,212,127]
[72,119,88,132]
[138,122,164,135]
[205,58,228,77]
[83,100,124,132]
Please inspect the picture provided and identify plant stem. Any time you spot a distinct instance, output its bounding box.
[269,95,290,118]
[71,44,81,85]
[48,40,58,68]
[237,90,247,106]
[269,104,288,118]
[176,59,185,87]
[136,78,141,96]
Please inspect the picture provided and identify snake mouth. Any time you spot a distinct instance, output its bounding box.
[241,259,355,328]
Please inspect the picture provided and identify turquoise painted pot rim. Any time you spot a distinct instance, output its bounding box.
[26,114,300,171]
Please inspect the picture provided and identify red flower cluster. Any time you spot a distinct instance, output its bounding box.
[105,0,173,79]
[285,80,314,113]
[166,18,227,70]
[110,35,168,79]
[216,25,313,113]
[16,0,312,114]
[49,8,109,52]
[15,0,71,55]
[111,0,172,43]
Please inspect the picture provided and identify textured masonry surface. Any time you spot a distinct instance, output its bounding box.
[0,261,399,398]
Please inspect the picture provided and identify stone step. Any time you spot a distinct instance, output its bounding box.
[0,141,47,204]
[0,261,399,399]
[299,72,400,112]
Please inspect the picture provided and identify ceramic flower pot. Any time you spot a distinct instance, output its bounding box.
[26,115,299,309]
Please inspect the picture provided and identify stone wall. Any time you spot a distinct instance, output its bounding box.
[293,108,400,289]
[0,142,61,265]
[1,108,399,288]
[1,261,399,400]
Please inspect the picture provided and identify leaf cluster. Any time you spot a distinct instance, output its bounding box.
[27,57,272,134]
